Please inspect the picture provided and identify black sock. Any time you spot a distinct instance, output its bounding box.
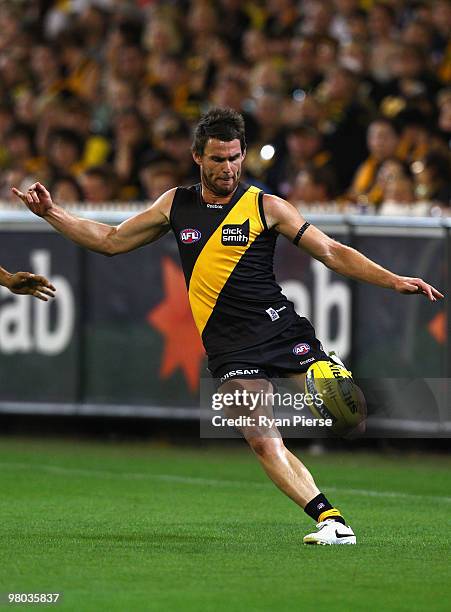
[304,493,346,525]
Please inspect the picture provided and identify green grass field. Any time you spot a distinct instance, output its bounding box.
[0,437,450,611]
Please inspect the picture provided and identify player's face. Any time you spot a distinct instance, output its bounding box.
[195,138,245,197]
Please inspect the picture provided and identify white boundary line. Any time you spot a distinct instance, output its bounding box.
[1,461,450,503]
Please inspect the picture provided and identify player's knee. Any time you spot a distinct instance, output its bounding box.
[248,436,284,461]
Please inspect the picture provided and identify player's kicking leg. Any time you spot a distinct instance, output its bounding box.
[219,377,356,545]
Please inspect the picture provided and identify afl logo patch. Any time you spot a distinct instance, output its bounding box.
[180,228,201,244]
[293,342,310,356]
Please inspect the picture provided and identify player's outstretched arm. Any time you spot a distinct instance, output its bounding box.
[0,265,56,301]
[12,183,174,256]
[264,194,444,302]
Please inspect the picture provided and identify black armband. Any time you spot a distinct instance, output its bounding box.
[292,222,311,246]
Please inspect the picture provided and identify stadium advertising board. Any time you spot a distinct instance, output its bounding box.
[0,233,79,402]
[0,220,448,435]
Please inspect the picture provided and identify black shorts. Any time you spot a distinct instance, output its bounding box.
[208,316,329,387]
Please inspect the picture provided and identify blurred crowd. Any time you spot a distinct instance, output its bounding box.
[0,0,450,215]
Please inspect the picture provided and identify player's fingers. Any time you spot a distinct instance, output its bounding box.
[36,182,50,197]
[414,280,438,301]
[30,190,40,204]
[32,275,56,291]
[11,187,26,201]
[423,285,439,302]
[424,287,435,301]
[18,273,54,296]
[431,286,444,299]
[37,285,55,298]
[413,281,433,300]
[404,282,419,293]
[33,290,48,301]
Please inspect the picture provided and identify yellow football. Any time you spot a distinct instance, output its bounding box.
[305,360,366,436]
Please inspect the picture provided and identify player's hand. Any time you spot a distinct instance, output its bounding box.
[394,276,444,302]
[11,182,54,217]
[7,272,56,301]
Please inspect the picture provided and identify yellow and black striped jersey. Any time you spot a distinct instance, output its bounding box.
[170,182,296,355]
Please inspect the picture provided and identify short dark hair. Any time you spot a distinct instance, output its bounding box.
[192,107,246,156]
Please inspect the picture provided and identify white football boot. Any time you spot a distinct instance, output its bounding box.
[303,519,356,545]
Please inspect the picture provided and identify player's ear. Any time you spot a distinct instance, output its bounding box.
[241,148,247,161]
[192,149,202,166]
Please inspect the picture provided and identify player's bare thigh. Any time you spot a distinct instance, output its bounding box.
[218,378,282,441]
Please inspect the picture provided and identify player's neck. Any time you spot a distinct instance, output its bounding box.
[200,183,239,205]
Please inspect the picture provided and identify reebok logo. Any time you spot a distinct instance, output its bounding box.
[299,357,315,366]
[221,219,249,245]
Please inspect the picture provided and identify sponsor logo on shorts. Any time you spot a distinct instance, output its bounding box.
[299,357,315,366]
[180,228,201,243]
[220,368,260,383]
[221,219,249,245]
[293,342,311,356]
